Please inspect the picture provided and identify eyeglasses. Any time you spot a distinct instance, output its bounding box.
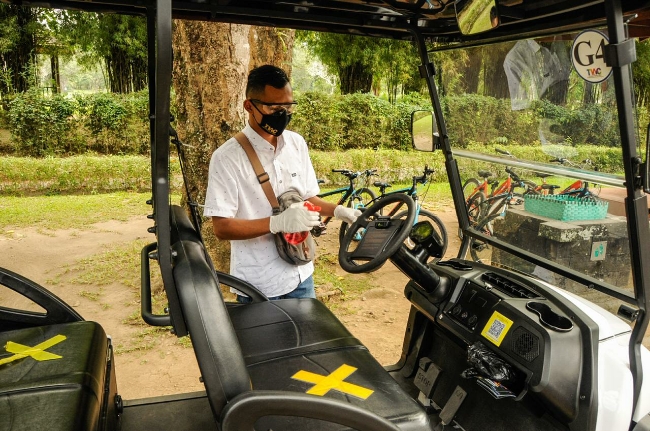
[249,99,298,115]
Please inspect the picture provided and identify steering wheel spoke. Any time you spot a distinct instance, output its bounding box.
[339,194,416,273]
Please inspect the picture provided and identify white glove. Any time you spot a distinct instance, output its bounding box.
[334,205,362,225]
[269,202,320,234]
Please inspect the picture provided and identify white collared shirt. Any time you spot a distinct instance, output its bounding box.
[204,124,320,297]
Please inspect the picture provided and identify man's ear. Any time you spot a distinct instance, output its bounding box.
[243,99,253,114]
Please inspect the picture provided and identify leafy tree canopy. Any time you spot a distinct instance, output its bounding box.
[297,31,421,100]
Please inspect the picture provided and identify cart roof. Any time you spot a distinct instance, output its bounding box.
[5,0,650,41]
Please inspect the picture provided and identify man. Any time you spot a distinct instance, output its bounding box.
[204,65,360,302]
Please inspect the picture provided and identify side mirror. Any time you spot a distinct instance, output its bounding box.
[455,0,499,35]
[411,110,439,152]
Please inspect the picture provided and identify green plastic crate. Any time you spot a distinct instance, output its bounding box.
[524,194,609,221]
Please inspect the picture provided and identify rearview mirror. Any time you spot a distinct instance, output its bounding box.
[411,110,438,152]
[455,0,499,35]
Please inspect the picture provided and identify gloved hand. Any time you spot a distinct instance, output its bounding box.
[334,205,362,225]
[270,202,320,234]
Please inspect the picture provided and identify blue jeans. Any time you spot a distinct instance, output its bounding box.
[237,275,315,303]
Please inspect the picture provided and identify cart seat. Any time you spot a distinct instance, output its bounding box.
[172,238,432,429]
[169,205,365,364]
[0,321,118,431]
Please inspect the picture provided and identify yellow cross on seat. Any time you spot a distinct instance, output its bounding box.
[292,364,374,400]
[0,334,67,366]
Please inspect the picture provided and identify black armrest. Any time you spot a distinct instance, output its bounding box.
[215,271,268,303]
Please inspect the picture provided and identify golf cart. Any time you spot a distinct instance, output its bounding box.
[1,0,650,430]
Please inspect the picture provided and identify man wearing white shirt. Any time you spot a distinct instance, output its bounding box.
[204,65,360,302]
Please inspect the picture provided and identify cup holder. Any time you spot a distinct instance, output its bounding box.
[526,302,573,332]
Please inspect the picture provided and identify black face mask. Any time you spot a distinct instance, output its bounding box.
[253,105,292,137]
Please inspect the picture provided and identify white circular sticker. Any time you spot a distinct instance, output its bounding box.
[571,30,612,83]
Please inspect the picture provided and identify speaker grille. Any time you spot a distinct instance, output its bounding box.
[511,327,539,362]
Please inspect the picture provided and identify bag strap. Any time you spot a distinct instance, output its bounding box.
[233,132,280,212]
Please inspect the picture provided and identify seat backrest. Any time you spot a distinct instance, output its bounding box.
[170,204,203,245]
[172,238,252,417]
[170,204,268,301]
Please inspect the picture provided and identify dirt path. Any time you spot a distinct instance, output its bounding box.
[0,209,459,399]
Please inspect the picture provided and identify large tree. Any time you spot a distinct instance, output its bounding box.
[172,22,294,271]
[298,32,379,94]
[56,11,148,93]
[0,4,39,96]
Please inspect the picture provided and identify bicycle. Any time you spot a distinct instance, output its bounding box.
[522,171,560,196]
[313,168,378,237]
[462,169,499,227]
[465,163,529,263]
[466,174,528,263]
[462,148,529,228]
[363,165,448,262]
[550,157,601,198]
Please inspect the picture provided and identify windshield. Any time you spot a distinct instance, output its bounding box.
[433,32,640,311]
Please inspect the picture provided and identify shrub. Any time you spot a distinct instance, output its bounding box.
[7,90,150,156]
[8,89,83,156]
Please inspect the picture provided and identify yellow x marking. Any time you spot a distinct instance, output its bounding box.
[0,334,66,366]
[291,364,374,400]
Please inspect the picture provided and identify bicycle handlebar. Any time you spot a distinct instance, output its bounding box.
[412,165,435,185]
[550,157,598,170]
[495,147,514,157]
[505,166,522,183]
[332,168,378,181]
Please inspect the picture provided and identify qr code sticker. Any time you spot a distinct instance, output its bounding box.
[487,319,506,340]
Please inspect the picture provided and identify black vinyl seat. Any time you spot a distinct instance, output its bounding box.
[0,321,118,431]
[171,233,433,429]
[228,299,366,365]
[169,205,365,362]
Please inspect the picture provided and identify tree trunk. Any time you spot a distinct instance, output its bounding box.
[460,49,481,94]
[482,44,512,99]
[0,5,37,95]
[339,63,372,94]
[50,56,61,93]
[172,21,294,271]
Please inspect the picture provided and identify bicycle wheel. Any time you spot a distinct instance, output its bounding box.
[462,178,480,201]
[338,188,378,244]
[348,187,377,209]
[395,209,448,262]
[458,191,486,240]
[468,213,500,263]
[588,183,601,197]
[467,191,486,226]
[522,180,539,195]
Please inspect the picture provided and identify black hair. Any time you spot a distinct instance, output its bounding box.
[246,65,290,98]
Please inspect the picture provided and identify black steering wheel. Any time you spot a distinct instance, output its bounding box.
[339,193,416,273]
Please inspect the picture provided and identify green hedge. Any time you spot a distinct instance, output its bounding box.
[443,95,621,148]
[0,145,624,196]
[6,89,149,156]
[290,91,430,151]
[3,89,632,156]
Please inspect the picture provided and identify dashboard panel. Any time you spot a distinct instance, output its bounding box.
[401,258,598,428]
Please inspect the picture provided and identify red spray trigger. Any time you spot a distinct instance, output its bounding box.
[284,201,321,245]
[303,201,321,212]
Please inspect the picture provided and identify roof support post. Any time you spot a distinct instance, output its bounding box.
[410,29,470,258]
[152,0,187,336]
[605,0,650,417]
